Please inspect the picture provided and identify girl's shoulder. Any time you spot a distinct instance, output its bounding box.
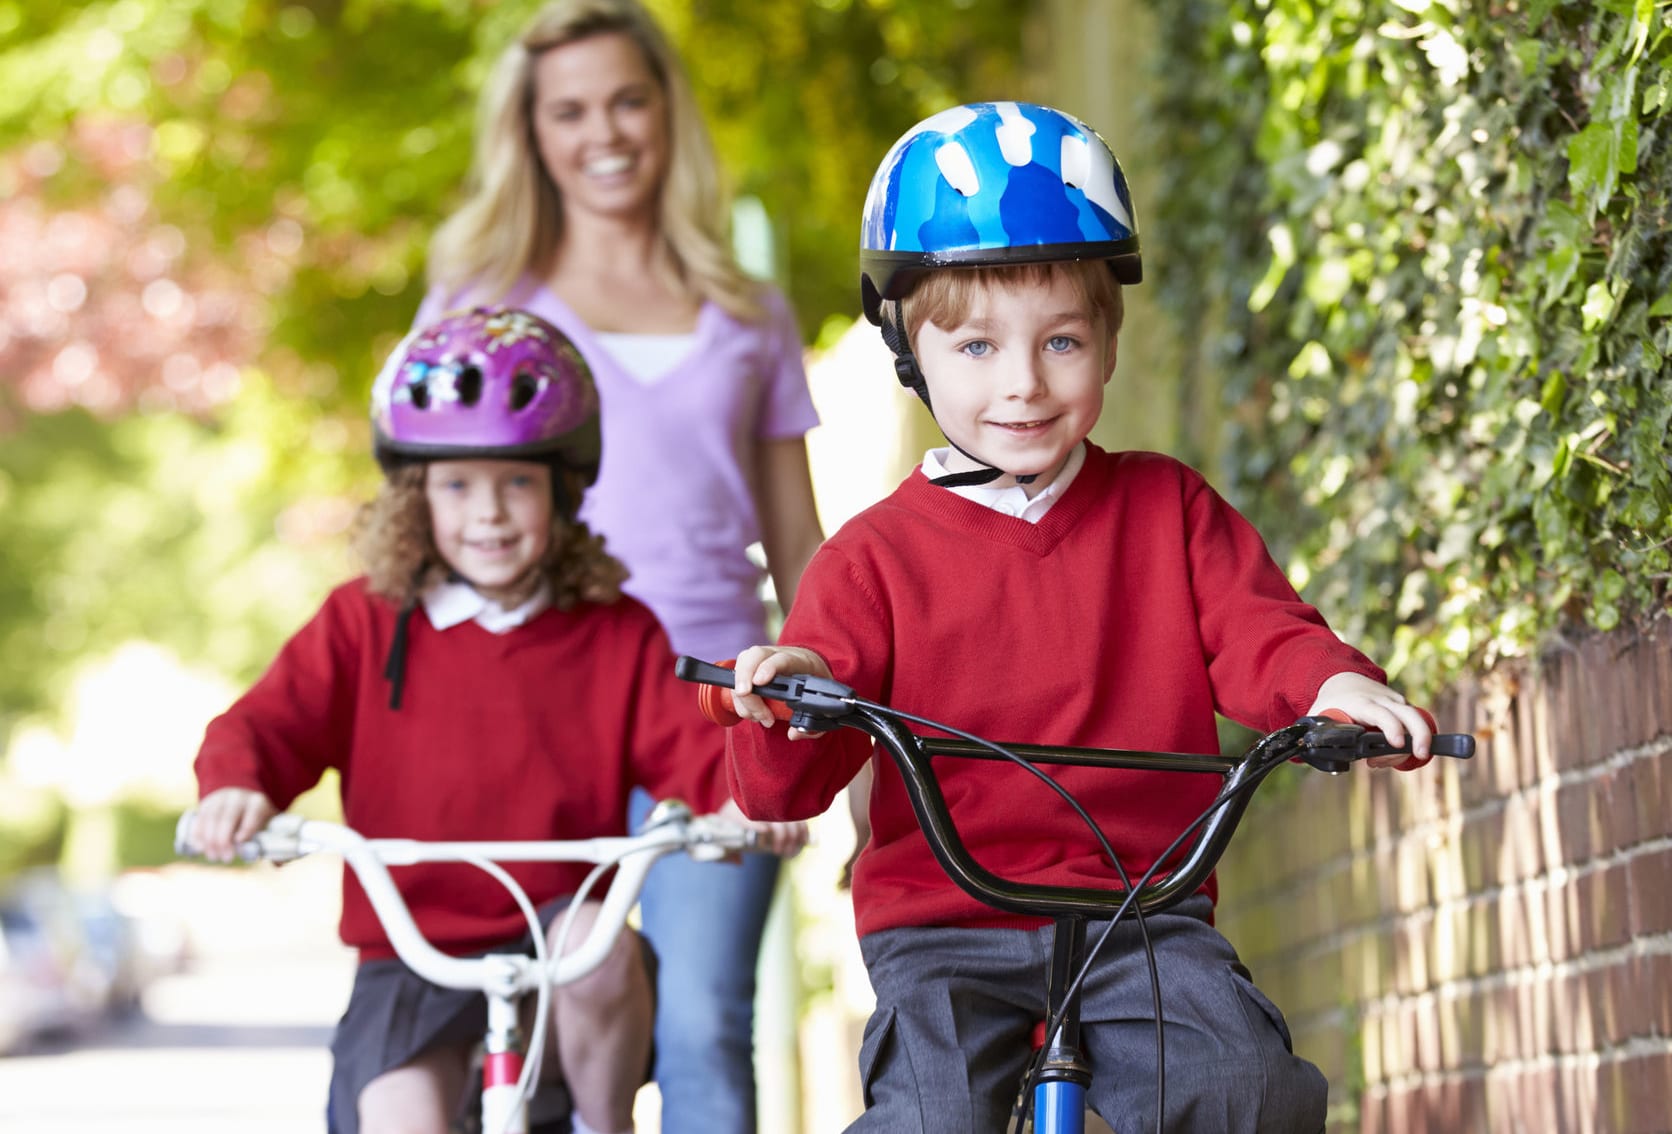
[554,591,666,640]
[316,577,402,628]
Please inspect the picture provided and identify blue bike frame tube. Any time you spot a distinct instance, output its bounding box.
[1035,1080,1086,1134]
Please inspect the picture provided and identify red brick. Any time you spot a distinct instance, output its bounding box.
[1357,1088,1388,1134]
[1545,650,1587,772]
[1649,622,1672,742]
[1557,1061,1600,1134]
[1627,752,1668,854]
[1590,861,1633,950]
[1584,634,1617,754]
[1642,952,1672,1037]
[1551,968,1593,1054]
[1385,1081,1413,1133]
[1523,675,1554,786]
[1557,778,1599,864]
[1613,634,1646,751]
[1602,1053,1632,1134]
[1623,1051,1672,1134]
[1591,769,1631,856]
[1626,844,1672,937]
[1587,964,1628,1049]
[1458,808,1497,890]
[1499,793,1544,885]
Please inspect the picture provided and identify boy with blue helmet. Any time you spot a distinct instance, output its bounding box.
[726,103,1435,1132]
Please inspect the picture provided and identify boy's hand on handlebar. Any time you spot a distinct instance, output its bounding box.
[1306,672,1433,767]
[192,787,278,862]
[732,645,835,739]
[714,798,809,858]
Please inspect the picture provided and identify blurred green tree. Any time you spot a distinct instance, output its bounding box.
[0,0,1024,742]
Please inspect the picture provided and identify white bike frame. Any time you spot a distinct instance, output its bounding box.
[175,800,753,1134]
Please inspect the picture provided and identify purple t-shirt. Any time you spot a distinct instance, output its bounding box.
[417,280,819,660]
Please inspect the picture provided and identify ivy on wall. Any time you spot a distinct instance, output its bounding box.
[1144,0,1672,695]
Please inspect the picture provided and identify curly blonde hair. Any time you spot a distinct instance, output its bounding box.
[353,464,628,609]
[427,0,764,322]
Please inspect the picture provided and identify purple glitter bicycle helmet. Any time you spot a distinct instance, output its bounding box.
[371,306,601,486]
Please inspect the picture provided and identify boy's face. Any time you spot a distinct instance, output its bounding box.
[913,272,1117,494]
[424,459,553,603]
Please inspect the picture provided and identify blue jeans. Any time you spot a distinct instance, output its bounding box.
[630,786,780,1133]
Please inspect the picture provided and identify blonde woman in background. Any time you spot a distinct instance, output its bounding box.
[419,2,825,1131]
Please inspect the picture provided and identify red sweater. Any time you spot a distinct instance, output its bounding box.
[196,580,729,960]
[727,446,1384,937]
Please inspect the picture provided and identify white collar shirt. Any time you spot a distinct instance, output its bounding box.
[421,577,552,634]
[919,442,1086,524]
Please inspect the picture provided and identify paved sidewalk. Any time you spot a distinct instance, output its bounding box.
[0,858,350,1133]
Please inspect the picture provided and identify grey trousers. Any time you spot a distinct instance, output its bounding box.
[848,897,1327,1134]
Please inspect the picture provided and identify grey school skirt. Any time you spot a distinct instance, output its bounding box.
[326,906,656,1134]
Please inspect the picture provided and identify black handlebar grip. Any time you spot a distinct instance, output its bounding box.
[1434,734,1476,759]
[675,656,741,688]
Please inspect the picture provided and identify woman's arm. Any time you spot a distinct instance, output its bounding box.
[755,436,824,613]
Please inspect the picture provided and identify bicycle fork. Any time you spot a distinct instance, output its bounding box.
[1014,916,1093,1134]
[481,993,528,1134]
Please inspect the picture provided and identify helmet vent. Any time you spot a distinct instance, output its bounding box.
[408,374,431,410]
[456,365,484,406]
[509,371,541,412]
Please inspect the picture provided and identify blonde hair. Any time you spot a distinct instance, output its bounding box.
[353,464,629,609]
[427,0,764,322]
[898,261,1125,351]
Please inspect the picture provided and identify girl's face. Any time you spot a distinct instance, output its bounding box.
[531,31,670,225]
[424,459,553,603]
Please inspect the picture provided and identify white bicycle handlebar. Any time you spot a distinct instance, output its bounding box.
[173,802,755,996]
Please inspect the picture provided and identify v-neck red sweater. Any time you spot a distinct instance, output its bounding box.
[196,581,729,959]
[726,446,1384,937]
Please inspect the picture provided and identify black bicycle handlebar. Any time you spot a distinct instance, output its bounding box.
[674,655,1476,919]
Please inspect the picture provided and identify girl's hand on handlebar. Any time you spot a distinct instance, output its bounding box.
[1306,671,1434,767]
[732,645,835,738]
[714,798,809,857]
[193,787,278,862]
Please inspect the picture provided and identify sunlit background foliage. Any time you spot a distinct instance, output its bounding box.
[1143,0,1672,694]
[3,0,1669,873]
[0,0,1023,728]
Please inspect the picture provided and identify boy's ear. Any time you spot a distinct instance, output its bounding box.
[1103,331,1120,384]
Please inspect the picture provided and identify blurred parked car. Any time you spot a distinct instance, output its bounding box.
[0,874,97,1053]
[0,868,186,1053]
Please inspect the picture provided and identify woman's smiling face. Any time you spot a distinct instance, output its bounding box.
[530,31,670,225]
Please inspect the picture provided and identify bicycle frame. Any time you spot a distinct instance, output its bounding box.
[673,655,1474,1134]
[175,799,752,1134]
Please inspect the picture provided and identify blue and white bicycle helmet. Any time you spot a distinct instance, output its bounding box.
[858,102,1142,486]
[859,101,1142,327]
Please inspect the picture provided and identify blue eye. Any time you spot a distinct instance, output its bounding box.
[961,341,993,358]
[1046,335,1079,352]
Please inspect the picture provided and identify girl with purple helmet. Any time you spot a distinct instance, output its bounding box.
[192,307,806,1134]
[421,4,827,1130]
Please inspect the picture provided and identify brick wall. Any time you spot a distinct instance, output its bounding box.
[1216,621,1672,1134]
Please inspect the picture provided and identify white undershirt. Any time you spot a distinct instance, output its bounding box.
[595,331,698,385]
[919,442,1086,524]
[422,578,552,634]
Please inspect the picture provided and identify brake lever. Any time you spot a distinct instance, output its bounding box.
[675,655,855,730]
[1294,716,1477,773]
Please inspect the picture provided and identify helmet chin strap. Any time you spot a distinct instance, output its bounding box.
[881,301,1038,490]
